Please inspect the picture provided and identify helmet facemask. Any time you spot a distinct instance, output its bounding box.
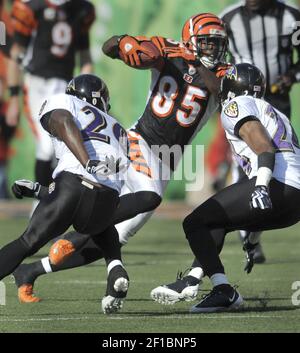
[190,35,227,69]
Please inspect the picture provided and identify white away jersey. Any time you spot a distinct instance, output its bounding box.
[38,93,128,193]
[221,95,300,190]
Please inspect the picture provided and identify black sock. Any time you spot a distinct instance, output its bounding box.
[0,238,29,280]
[191,258,202,268]
[35,160,53,186]
[185,226,225,278]
[190,228,226,272]
[91,227,121,267]
[212,228,226,254]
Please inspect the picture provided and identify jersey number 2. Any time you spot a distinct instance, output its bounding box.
[80,106,127,150]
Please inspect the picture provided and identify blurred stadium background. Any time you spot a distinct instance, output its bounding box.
[1,0,300,334]
[8,0,300,201]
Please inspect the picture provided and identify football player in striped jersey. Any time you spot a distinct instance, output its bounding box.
[10,13,229,304]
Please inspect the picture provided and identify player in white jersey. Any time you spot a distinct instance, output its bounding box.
[0,74,129,314]
[178,63,300,313]
[10,15,230,303]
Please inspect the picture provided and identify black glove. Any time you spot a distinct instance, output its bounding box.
[250,185,272,210]
[243,239,259,274]
[12,180,41,199]
[85,156,125,176]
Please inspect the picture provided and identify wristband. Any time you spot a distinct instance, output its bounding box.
[256,152,275,187]
[257,151,275,170]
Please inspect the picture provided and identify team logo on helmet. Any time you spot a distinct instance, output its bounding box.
[224,101,239,118]
[225,65,237,80]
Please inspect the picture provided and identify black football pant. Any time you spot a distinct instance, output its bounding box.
[183,178,300,278]
[44,189,162,272]
[0,172,120,280]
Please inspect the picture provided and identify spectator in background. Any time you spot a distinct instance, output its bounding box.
[6,0,95,208]
[206,0,300,261]
[0,0,15,199]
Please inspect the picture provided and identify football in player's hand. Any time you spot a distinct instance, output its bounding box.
[119,41,161,69]
[138,41,161,69]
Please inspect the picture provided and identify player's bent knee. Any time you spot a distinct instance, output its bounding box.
[183,213,204,235]
[138,191,161,212]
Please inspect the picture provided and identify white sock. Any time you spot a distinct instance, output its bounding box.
[188,267,204,280]
[239,230,248,240]
[41,257,53,273]
[107,260,124,275]
[210,273,229,287]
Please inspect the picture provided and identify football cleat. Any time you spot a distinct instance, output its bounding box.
[151,270,201,305]
[190,284,243,313]
[102,265,129,314]
[49,239,75,266]
[17,284,41,303]
[13,264,40,303]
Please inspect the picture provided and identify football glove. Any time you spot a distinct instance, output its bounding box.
[118,36,156,66]
[250,185,272,211]
[85,156,125,176]
[12,179,41,199]
[243,239,259,274]
[163,46,198,63]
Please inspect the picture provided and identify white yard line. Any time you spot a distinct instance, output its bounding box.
[0,314,290,323]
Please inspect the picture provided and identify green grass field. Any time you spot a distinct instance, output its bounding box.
[0,213,300,333]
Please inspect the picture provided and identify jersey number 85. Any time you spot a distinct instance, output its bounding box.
[151,75,207,127]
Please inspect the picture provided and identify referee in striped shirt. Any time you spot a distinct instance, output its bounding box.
[221,0,300,118]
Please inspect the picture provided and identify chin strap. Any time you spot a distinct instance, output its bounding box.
[200,56,217,69]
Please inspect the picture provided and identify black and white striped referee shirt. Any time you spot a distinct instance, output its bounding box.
[220,1,300,88]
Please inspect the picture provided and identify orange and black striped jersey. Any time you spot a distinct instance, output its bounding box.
[11,0,95,81]
[132,36,227,166]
